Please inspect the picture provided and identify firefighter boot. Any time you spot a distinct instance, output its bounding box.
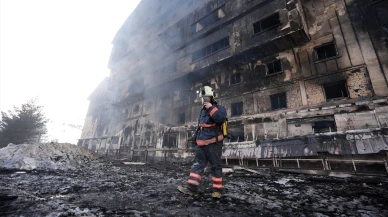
[177,185,197,196]
[211,191,222,199]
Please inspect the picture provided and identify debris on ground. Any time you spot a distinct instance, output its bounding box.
[0,143,98,171]
[1,161,388,216]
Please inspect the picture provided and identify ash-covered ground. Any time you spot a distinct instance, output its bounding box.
[1,161,388,217]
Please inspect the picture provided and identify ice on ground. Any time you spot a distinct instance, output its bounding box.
[274,178,305,186]
[0,143,98,171]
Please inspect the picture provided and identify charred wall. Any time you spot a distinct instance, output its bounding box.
[80,0,388,159]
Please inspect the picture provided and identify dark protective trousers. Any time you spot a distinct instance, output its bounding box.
[187,141,223,192]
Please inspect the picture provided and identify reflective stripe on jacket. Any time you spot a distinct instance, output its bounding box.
[196,105,227,142]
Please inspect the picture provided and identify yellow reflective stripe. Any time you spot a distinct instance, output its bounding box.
[199,123,216,128]
[209,107,218,116]
[213,183,223,189]
[212,176,222,183]
[188,179,199,186]
[197,134,224,146]
[190,172,202,181]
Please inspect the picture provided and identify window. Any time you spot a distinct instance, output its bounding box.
[323,81,349,100]
[228,125,245,142]
[230,73,242,85]
[192,7,225,33]
[180,90,189,100]
[192,37,229,62]
[161,96,170,105]
[315,42,338,61]
[253,13,281,34]
[111,137,119,144]
[270,93,287,110]
[231,102,243,116]
[163,133,178,148]
[146,101,152,110]
[158,62,176,77]
[133,104,139,113]
[178,113,185,124]
[313,121,336,133]
[267,60,282,75]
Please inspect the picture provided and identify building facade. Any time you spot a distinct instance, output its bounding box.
[79,0,388,160]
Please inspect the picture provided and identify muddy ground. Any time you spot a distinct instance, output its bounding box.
[1,161,388,217]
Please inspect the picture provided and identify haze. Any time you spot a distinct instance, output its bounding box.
[0,0,141,143]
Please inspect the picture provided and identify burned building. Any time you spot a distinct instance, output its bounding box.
[79,0,388,164]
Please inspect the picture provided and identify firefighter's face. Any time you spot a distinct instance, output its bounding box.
[203,97,211,102]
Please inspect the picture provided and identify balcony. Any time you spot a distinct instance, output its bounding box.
[158,0,309,52]
[112,86,144,106]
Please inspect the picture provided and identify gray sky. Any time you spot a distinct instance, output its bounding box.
[0,0,141,143]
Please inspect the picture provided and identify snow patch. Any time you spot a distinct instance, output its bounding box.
[0,143,98,171]
[274,178,305,186]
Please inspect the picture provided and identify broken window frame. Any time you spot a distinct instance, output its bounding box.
[178,113,185,124]
[192,37,230,62]
[270,92,287,111]
[322,80,349,101]
[231,101,244,117]
[191,6,225,33]
[266,59,283,76]
[145,101,153,110]
[253,13,281,35]
[161,96,170,105]
[314,42,339,63]
[161,116,167,124]
[227,124,245,142]
[312,120,337,133]
[133,104,139,113]
[157,62,176,78]
[230,73,242,85]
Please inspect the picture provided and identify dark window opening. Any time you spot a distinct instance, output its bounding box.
[83,141,89,149]
[228,125,245,142]
[163,133,178,148]
[161,116,166,124]
[253,13,280,34]
[313,121,336,133]
[192,37,229,62]
[133,104,139,112]
[111,137,119,144]
[161,96,170,105]
[158,62,176,77]
[270,93,287,110]
[323,81,349,100]
[230,73,242,85]
[231,102,243,116]
[180,91,189,100]
[315,42,338,61]
[267,60,282,75]
[178,113,185,124]
[192,7,225,33]
[146,101,152,109]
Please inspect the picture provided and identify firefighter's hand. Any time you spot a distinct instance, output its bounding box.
[203,102,212,109]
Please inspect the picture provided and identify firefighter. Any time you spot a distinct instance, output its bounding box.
[178,86,227,199]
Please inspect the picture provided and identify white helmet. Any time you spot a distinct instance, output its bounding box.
[198,86,215,98]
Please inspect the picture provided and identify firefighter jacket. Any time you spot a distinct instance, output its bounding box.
[196,105,227,146]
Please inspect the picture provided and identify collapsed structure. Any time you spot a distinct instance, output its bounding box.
[78,0,388,165]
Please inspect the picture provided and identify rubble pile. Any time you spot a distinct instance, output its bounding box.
[0,143,98,171]
[1,162,387,216]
